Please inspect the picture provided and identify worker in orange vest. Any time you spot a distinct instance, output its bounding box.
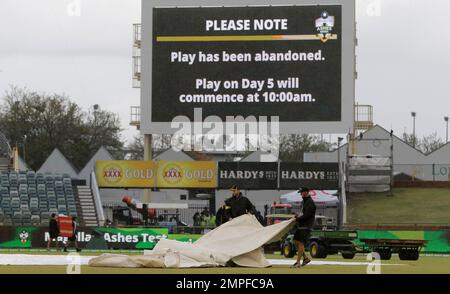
[63,216,81,252]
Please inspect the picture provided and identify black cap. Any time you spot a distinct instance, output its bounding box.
[298,187,309,193]
[229,185,241,191]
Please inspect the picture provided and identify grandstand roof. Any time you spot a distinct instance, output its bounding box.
[304,124,450,165]
[154,148,194,161]
[240,150,278,162]
[38,148,78,178]
[155,149,253,162]
[78,146,114,182]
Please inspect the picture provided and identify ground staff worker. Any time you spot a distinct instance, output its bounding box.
[47,213,59,251]
[215,204,231,226]
[225,185,257,218]
[292,187,316,268]
[64,216,81,252]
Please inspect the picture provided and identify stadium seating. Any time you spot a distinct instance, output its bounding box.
[0,171,78,226]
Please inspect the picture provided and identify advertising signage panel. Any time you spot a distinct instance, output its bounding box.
[218,162,278,190]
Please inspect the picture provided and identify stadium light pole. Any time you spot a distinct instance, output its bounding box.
[93,104,99,127]
[411,112,416,148]
[445,116,449,143]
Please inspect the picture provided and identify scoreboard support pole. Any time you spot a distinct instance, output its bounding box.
[143,134,153,203]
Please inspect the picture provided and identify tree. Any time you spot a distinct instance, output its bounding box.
[402,132,420,149]
[154,134,173,151]
[402,132,444,154]
[420,132,444,154]
[0,86,123,170]
[126,135,145,160]
[125,134,173,160]
[279,134,334,162]
[62,106,124,168]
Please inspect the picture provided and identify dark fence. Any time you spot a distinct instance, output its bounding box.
[102,202,207,226]
[394,181,450,188]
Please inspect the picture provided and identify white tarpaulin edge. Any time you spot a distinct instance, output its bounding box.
[89,214,296,268]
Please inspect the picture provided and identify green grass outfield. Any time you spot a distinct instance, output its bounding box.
[347,188,450,224]
[0,250,449,274]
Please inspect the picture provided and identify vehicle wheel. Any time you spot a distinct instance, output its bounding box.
[376,249,392,260]
[282,242,296,258]
[399,249,419,261]
[342,252,356,259]
[310,241,327,259]
[398,250,408,260]
[409,250,420,261]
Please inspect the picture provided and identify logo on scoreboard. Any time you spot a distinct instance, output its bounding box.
[315,11,335,43]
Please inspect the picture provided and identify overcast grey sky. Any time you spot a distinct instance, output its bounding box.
[1,0,450,144]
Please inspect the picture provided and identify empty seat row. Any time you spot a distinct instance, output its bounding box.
[0,173,76,226]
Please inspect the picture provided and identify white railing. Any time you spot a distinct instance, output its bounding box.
[133,23,141,45]
[90,171,106,226]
